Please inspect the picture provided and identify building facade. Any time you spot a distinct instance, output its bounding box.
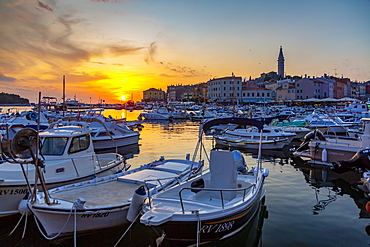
[143,88,165,102]
[207,75,242,102]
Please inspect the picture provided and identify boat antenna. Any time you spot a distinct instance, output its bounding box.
[62,75,66,117]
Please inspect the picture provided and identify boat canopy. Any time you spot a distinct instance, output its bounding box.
[202,117,263,132]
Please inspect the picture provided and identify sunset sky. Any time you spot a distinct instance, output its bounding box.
[0,0,369,103]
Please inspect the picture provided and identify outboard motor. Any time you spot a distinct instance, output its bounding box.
[332,149,370,174]
[233,150,247,173]
[295,129,326,152]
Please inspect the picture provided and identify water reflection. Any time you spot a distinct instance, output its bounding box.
[292,157,369,219]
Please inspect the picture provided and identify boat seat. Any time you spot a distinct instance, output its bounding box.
[209,150,237,201]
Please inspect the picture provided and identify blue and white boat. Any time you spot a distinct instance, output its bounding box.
[140,118,269,245]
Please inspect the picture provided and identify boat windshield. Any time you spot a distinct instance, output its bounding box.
[41,137,68,156]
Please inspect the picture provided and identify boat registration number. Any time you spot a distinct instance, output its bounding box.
[200,220,235,234]
[0,189,28,196]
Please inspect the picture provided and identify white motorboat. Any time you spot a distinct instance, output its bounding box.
[47,119,140,151]
[305,111,349,135]
[214,124,296,150]
[139,118,269,246]
[0,111,49,133]
[0,124,128,217]
[88,121,139,151]
[139,107,171,120]
[27,156,202,238]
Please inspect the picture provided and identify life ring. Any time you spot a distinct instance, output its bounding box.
[26,111,38,121]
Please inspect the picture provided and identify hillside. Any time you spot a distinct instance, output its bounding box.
[0,92,29,104]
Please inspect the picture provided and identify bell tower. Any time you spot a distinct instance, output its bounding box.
[277,46,285,79]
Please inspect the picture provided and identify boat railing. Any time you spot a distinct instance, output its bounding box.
[143,171,198,207]
[178,184,256,212]
[316,139,354,147]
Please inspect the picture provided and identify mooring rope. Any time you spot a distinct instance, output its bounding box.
[8,211,26,237]
[196,211,201,247]
[34,204,76,241]
[113,211,141,247]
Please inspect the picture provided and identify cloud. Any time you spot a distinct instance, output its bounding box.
[37,1,53,12]
[91,61,124,66]
[0,71,16,82]
[158,61,210,78]
[109,45,144,57]
[144,42,157,64]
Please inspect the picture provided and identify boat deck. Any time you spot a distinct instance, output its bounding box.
[51,180,141,207]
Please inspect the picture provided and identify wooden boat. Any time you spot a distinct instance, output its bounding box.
[27,156,202,238]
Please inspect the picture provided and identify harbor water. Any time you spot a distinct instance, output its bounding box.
[0,108,369,246]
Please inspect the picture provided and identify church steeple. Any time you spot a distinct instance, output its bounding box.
[277,46,285,79]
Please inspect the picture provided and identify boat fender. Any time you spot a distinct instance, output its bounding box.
[126,185,146,222]
[26,111,38,121]
[18,199,32,215]
[322,148,328,162]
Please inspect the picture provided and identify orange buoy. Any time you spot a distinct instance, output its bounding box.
[366,201,370,213]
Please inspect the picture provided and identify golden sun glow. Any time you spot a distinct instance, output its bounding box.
[121,95,126,101]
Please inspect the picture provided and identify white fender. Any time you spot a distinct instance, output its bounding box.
[322,148,328,162]
[18,199,32,216]
[126,185,146,222]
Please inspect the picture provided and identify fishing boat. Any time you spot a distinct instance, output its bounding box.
[26,156,202,239]
[293,118,370,167]
[213,124,296,150]
[139,118,269,246]
[0,124,128,217]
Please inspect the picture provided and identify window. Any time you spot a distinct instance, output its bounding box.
[69,135,90,154]
[41,137,68,156]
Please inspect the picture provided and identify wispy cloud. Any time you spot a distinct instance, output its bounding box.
[158,62,210,78]
[37,1,53,12]
[0,71,16,82]
[144,42,157,64]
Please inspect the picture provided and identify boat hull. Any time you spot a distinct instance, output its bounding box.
[215,136,289,150]
[0,161,126,217]
[92,134,139,150]
[147,193,264,246]
[31,203,130,238]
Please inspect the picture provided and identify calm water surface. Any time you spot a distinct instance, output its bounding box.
[0,109,369,246]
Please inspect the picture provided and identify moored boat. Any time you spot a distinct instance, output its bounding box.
[214,124,296,150]
[0,124,128,217]
[293,118,370,167]
[27,156,202,239]
[139,117,269,245]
